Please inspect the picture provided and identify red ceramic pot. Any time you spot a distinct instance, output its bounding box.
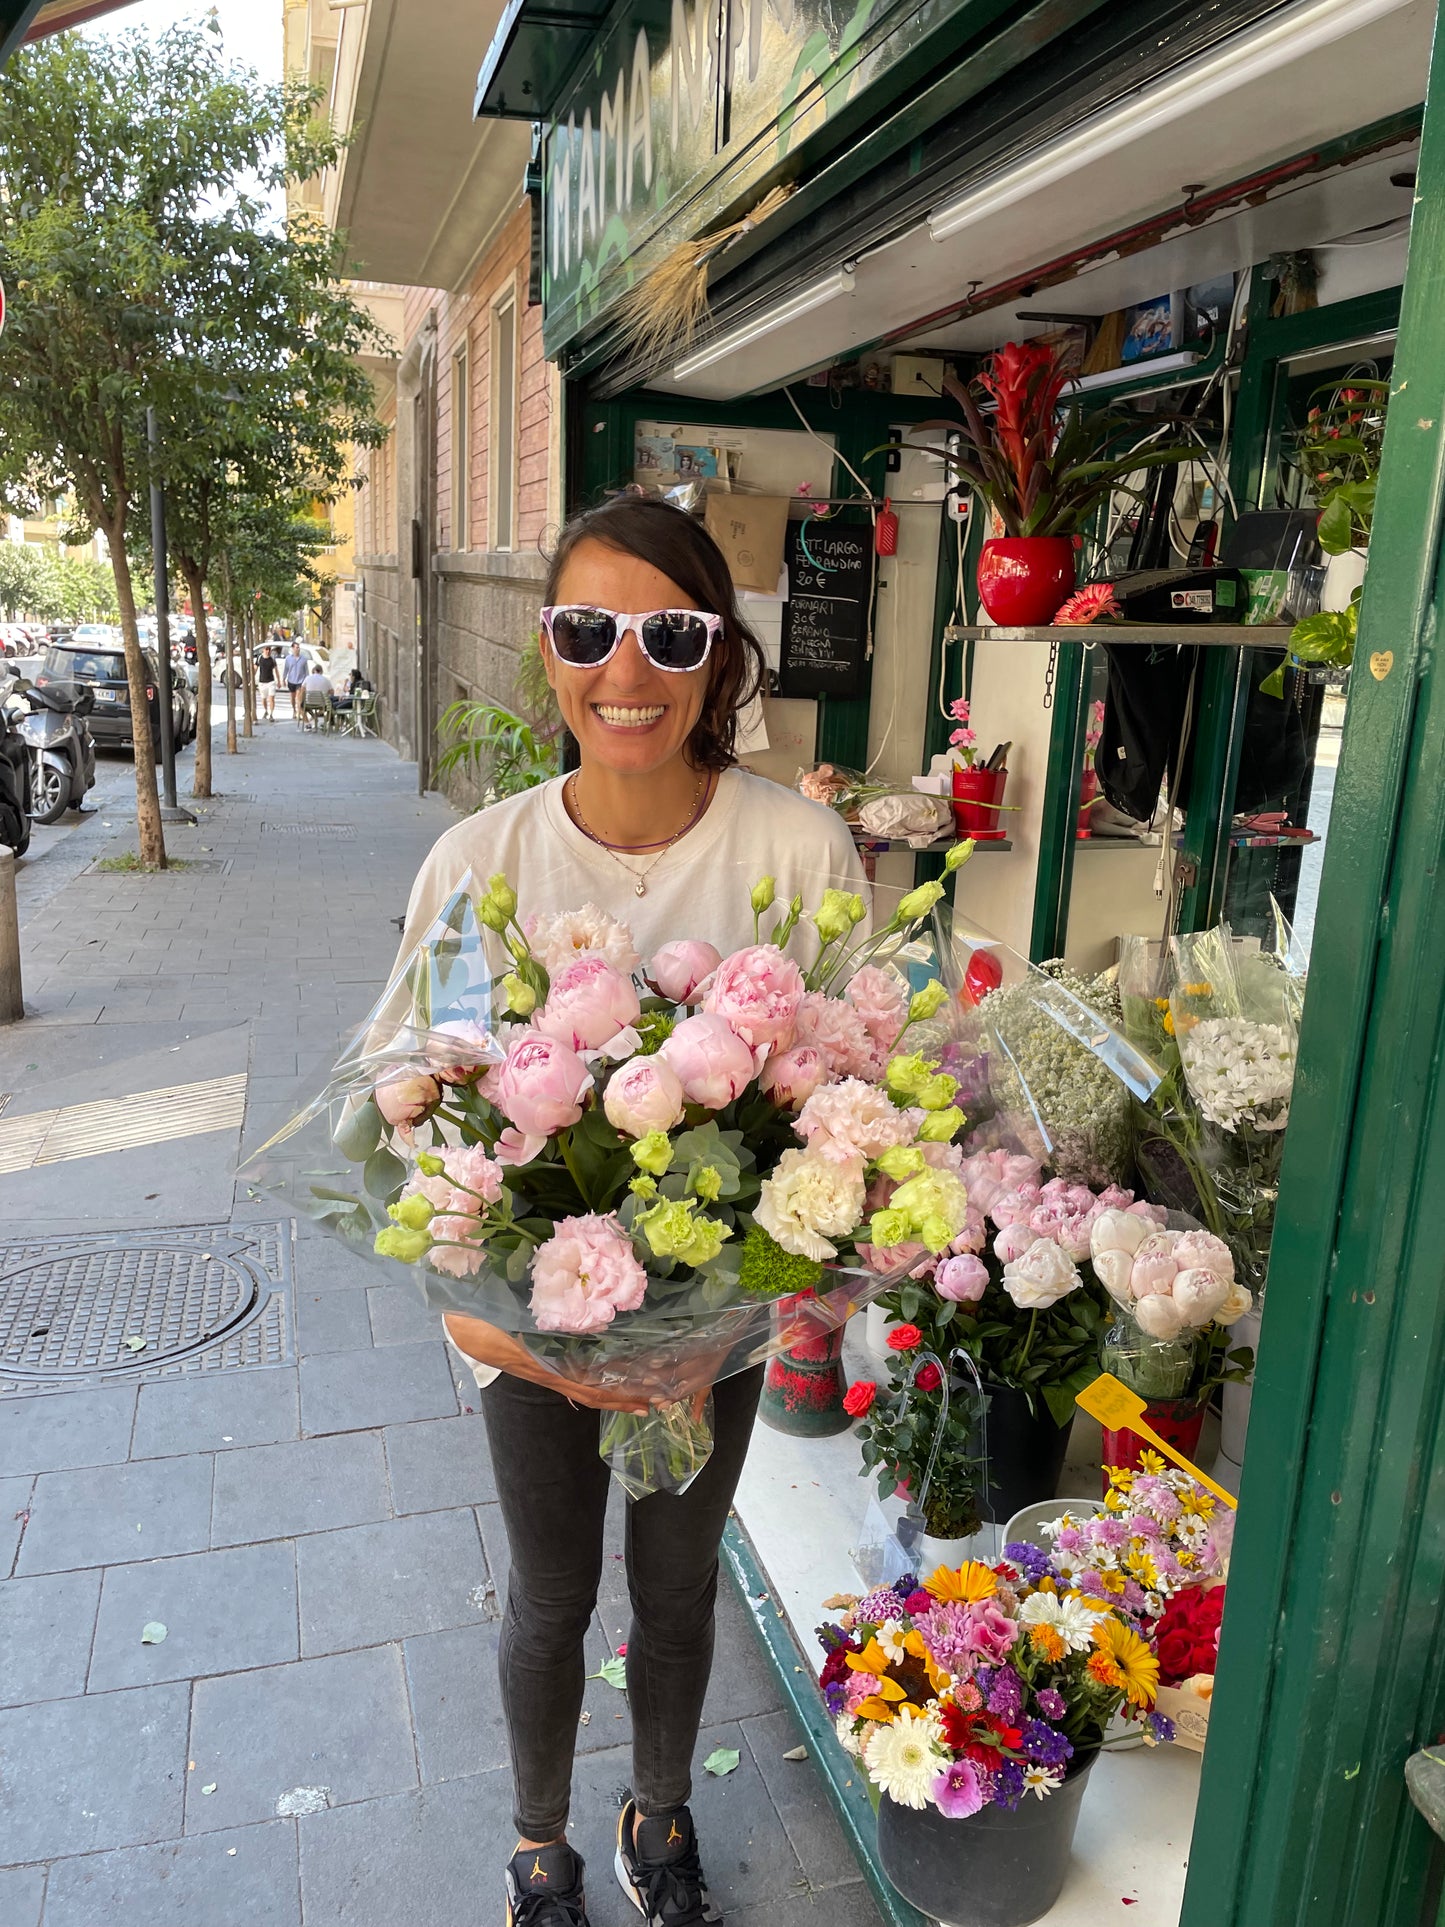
[1076,765,1101,837]
[976,536,1076,627]
[952,765,1008,840]
[1101,1396,1208,1488]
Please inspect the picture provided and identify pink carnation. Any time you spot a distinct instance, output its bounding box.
[795,1079,922,1164]
[844,965,909,1054]
[701,943,805,1051]
[532,955,641,1052]
[528,1212,648,1334]
[790,993,880,1080]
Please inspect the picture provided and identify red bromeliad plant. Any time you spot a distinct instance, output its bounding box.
[911,341,1194,538]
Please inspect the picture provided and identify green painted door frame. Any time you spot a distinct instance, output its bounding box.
[1180,10,1445,1920]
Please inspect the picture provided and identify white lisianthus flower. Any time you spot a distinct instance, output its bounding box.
[754,1148,866,1261]
[1019,1590,1102,1653]
[863,1707,947,1810]
[1001,1237,1082,1309]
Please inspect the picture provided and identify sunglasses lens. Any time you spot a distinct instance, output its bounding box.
[640,611,712,670]
[549,607,619,664]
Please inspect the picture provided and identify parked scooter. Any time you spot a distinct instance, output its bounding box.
[0,672,31,856]
[12,677,97,824]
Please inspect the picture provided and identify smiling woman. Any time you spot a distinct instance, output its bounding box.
[387,493,869,1927]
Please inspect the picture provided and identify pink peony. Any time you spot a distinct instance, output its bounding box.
[658,1012,757,1108]
[647,939,722,1004]
[759,1044,828,1111]
[375,1071,443,1130]
[702,943,805,1051]
[949,1206,988,1256]
[961,1149,1044,1193]
[795,1079,922,1164]
[989,1183,1042,1229]
[992,1221,1038,1266]
[481,1032,591,1139]
[844,965,909,1053]
[602,1054,686,1138]
[935,1253,989,1303]
[528,1212,648,1333]
[1172,1229,1234,1278]
[791,992,880,1080]
[424,1019,498,1086]
[532,955,641,1052]
[1131,1232,1181,1296]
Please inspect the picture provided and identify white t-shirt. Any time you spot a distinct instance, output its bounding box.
[396,767,869,972]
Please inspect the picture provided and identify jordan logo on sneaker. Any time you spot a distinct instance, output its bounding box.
[530,1858,549,1883]
[667,1820,683,1847]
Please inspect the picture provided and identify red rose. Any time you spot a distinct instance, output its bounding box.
[886,1324,924,1352]
[842,1380,877,1418]
[914,1363,943,1392]
[1157,1630,1197,1684]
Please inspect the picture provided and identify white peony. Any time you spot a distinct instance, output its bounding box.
[1091,1246,1137,1304]
[1090,1208,1150,1259]
[1134,1290,1189,1340]
[1002,1237,1082,1309]
[1173,1266,1230,1325]
[523,903,641,978]
[755,1148,866,1260]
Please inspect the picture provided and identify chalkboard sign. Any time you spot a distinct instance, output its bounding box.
[778,518,872,699]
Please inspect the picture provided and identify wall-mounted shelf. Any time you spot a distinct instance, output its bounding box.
[959,625,1292,648]
[852,834,1012,853]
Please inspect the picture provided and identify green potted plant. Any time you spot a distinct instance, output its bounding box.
[910,341,1193,625]
[847,1343,986,1568]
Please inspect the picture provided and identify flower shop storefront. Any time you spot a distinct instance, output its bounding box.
[471,0,1445,1920]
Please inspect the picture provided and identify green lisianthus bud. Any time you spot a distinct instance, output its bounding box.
[374,1224,432,1263]
[502,971,537,1016]
[875,1144,926,1181]
[812,888,856,944]
[908,979,948,1023]
[506,933,531,964]
[415,1151,446,1177]
[944,839,975,874]
[895,879,946,925]
[477,896,510,934]
[629,1173,658,1200]
[631,1130,674,1176]
[750,876,777,914]
[847,892,868,925]
[690,1164,723,1203]
[916,1072,959,1112]
[917,1105,964,1143]
[486,873,518,922]
[388,1192,434,1230]
[885,1052,936,1101]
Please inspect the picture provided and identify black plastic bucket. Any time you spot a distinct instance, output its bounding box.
[973,1380,1072,1525]
[875,1751,1097,1926]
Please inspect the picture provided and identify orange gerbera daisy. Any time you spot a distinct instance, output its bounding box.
[1087,1649,1125,1691]
[1092,1617,1159,1708]
[924,1560,998,1604]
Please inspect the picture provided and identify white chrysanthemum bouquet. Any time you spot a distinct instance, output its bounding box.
[244,850,981,1495]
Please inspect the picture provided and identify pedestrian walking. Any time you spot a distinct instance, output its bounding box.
[282,639,308,720]
[257,644,278,721]
[391,496,867,1927]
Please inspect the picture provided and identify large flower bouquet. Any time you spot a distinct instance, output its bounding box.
[244,851,978,1495]
[1090,1208,1254,1403]
[817,1552,1171,1820]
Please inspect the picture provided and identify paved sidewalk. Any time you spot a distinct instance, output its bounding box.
[0,715,884,1927]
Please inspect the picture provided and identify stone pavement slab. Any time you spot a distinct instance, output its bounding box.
[17,1455,214,1576]
[0,1387,136,1479]
[39,1821,301,1927]
[298,1338,458,1435]
[382,1413,498,1512]
[0,1681,188,1862]
[88,1541,298,1691]
[401,1621,508,1784]
[0,1863,46,1927]
[0,1569,101,1708]
[186,1645,417,1835]
[296,1507,489,1656]
[210,1431,390,1546]
[130,1366,300,1460]
[294,1285,372,1355]
[1,1474,33,1575]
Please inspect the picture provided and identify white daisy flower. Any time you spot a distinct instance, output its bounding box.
[863,1707,947,1810]
[1022,1764,1063,1800]
[1019,1591,1102,1653]
[875,1618,907,1665]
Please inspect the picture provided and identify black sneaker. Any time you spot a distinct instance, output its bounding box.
[504,1842,591,1927]
[614,1800,722,1925]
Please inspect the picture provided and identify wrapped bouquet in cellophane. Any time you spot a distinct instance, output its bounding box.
[242,849,983,1496]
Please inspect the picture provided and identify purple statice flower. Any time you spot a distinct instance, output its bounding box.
[987,1666,1025,1725]
[1036,1686,1066,1722]
[1002,1540,1051,1584]
[856,1587,908,1624]
[994,1762,1026,1811]
[1147,1711,1176,1745]
[823,1680,848,1717]
[932,1758,988,1819]
[1020,1718,1073,1768]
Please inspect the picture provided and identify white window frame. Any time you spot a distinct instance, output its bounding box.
[489,285,519,552]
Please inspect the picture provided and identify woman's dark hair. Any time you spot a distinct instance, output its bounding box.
[543,495,767,771]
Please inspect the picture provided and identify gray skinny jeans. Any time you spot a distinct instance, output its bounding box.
[479,1365,765,1840]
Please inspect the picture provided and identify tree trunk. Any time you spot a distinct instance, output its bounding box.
[241,608,255,738]
[183,559,212,799]
[105,523,166,870]
[224,613,238,755]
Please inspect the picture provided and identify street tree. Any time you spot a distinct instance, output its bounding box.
[0,542,45,619]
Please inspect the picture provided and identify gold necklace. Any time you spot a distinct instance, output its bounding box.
[567,771,709,897]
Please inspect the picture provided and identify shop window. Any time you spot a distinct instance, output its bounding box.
[452,340,470,550]
[490,291,518,551]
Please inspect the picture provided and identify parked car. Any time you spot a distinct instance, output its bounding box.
[34,638,190,759]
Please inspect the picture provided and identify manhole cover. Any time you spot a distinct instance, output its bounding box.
[0,1223,292,1389]
[262,823,356,838]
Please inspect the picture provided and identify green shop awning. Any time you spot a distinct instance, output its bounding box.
[474,0,608,121]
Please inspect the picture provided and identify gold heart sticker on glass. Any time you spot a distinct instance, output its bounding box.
[1370,651,1394,681]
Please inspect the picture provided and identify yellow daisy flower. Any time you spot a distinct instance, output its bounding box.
[1137,1450,1167,1475]
[923,1561,998,1604]
[1092,1617,1159,1708]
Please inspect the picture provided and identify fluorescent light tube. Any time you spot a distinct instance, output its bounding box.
[671,268,855,379]
[1067,350,1201,394]
[928,0,1414,243]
